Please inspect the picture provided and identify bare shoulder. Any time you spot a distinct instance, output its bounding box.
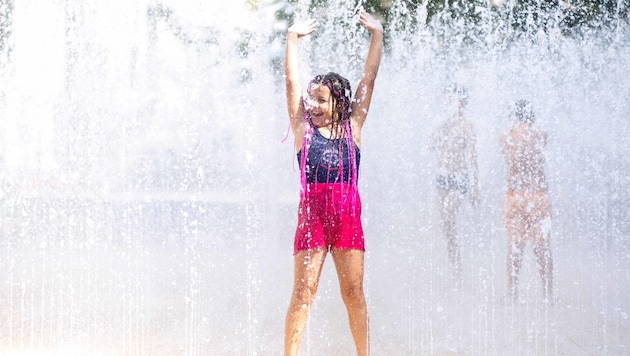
[291,114,308,150]
[351,118,363,148]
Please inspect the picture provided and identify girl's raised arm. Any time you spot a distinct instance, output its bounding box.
[351,12,383,129]
[285,19,318,147]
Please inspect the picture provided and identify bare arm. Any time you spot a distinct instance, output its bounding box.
[351,12,383,131]
[285,19,318,149]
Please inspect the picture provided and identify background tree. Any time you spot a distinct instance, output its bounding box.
[265,0,628,41]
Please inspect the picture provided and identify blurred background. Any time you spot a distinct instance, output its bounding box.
[0,0,628,354]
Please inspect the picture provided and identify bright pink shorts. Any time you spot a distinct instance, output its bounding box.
[294,183,364,254]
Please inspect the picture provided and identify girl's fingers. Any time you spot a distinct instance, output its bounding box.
[303,19,318,29]
[289,18,318,36]
[304,18,318,28]
[358,12,382,32]
[358,12,372,25]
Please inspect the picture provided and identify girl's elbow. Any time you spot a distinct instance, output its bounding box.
[364,65,380,80]
[362,74,378,85]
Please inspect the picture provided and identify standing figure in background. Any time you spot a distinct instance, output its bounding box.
[500,100,553,302]
[283,11,383,356]
[431,84,479,285]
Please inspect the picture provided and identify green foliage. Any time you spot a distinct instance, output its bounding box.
[0,0,14,60]
[270,0,628,39]
[559,0,630,33]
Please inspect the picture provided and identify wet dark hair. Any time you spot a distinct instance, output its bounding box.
[513,99,535,123]
[307,72,352,130]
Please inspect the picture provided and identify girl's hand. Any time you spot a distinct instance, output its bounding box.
[358,12,383,34]
[288,18,318,38]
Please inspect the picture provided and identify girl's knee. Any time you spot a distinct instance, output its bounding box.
[292,283,318,305]
[340,284,365,306]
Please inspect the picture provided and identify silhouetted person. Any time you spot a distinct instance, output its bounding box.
[500,100,553,303]
[431,84,479,285]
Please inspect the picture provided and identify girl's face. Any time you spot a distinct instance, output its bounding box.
[306,84,335,127]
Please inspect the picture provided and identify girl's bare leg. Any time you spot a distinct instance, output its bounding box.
[332,248,369,356]
[284,248,327,356]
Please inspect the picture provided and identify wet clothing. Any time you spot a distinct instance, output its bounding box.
[294,183,363,253]
[296,128,360,184]
[294,127,364,254]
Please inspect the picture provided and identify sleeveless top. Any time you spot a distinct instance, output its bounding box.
[297,128,361,184]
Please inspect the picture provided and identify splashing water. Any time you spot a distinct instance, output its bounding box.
[0,0,628,355]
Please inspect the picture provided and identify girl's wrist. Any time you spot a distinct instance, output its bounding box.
[370,29,384,37]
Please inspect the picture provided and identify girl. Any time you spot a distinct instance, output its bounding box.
[283,12,383,356]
